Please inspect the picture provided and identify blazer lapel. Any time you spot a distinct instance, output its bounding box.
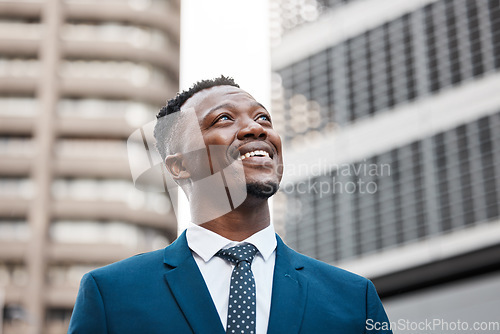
[267,235,308,334]
[163,231,225,334]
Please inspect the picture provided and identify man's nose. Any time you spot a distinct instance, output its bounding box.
[237,119,267,140]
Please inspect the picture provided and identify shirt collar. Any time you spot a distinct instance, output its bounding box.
[186,223,277,263]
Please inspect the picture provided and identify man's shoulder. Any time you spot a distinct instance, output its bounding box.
[88,247,166,281]
[280,240,369,288]
[88,233,189,280]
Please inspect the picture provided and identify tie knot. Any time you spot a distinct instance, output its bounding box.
[216,244,258,265]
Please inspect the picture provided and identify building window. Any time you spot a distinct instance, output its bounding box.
[276,0,500,140]
[284,111,500,263]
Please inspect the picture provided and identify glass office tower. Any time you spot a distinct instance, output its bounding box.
[271,0,500,326]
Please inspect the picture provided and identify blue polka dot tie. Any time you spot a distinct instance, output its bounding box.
[216,244,258,334]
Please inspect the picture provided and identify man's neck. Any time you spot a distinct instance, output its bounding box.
[197,199,271,241]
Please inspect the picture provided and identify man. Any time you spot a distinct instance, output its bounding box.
[68,76,392,334]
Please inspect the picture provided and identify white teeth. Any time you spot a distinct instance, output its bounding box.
[239,150,270,160]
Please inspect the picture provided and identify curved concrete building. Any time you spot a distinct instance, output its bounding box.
[0,0,180,333]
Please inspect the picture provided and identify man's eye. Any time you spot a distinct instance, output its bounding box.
[216,115,230,122]
[257,115,270,122]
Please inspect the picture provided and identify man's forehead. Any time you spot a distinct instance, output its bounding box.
[181,85,255,112]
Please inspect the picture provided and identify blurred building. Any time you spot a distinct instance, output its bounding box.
[271,0,500,328]
[0,0,179,333]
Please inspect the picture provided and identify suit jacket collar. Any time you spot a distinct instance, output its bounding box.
[163,232,308,334]
[163,231,225,334]
[267,234,308,334]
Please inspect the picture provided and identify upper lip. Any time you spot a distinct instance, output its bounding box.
[230,142,275,160]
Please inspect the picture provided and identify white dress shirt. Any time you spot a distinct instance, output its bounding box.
[186,223,276,334]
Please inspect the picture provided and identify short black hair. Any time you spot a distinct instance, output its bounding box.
[154,75,239,161]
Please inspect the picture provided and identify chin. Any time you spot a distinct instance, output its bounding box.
[246,181,279,199]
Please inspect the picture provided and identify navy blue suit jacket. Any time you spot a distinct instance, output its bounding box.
[68,232,392,333]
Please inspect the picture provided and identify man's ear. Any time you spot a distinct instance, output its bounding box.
[165,153,191,180]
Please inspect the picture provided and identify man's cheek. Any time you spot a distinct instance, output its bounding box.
[276,160,284,179]
[182,148,213,180]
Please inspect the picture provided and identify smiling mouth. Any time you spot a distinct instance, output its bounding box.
[237,150,270,161]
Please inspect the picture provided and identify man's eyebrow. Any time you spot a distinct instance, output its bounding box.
[210,103,236,114]
[255,102,268,112]
[201,102,269,124]
[200,103,236,124]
